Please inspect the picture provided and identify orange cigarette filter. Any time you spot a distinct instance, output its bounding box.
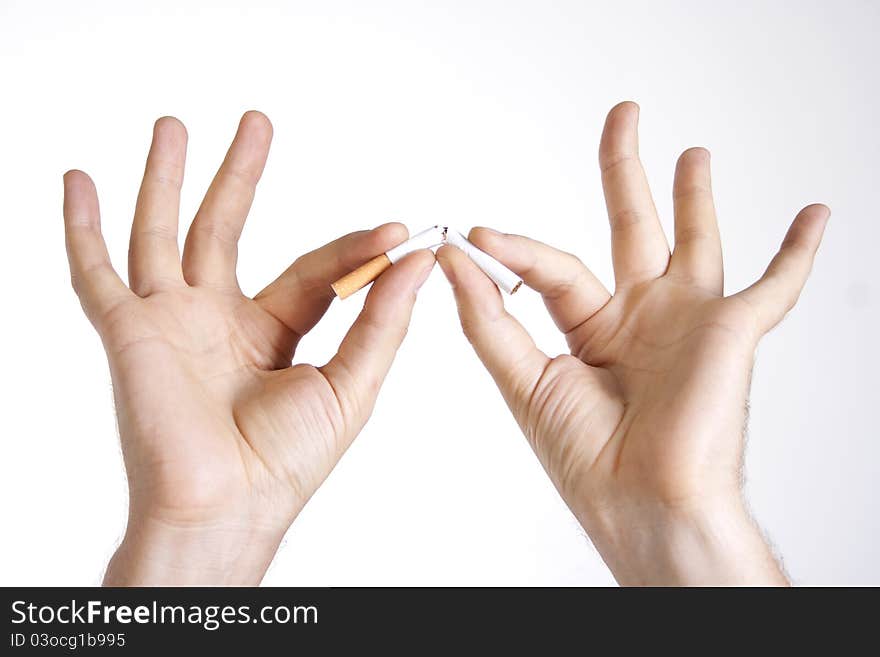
[330,226,447,299]
[330,254,392,299]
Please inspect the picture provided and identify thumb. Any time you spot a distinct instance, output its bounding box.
[320,249,436,436]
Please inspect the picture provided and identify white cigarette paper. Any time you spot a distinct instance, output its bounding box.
[386,225,447,263]
[330,225,447,298]
[331,224,523,299]
[445,229,523,294]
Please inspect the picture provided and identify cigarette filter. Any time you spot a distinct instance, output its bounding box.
[445,229,522,294]
[330,225,446,299]
[330,253,393,299]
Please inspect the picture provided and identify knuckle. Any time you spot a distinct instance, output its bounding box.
[673,185,712,203]
[69,272,83,298]
[599,152,638,174]
[608,208,648,232]
[674,225,711,246]
[459,315,481,344]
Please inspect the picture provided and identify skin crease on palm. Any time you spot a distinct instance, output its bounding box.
[64,102,827,587]
[436,102,828,586]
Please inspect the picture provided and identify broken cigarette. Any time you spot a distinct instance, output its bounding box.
[330,224,523,298]
[444,229,523,295]
[331,225,447,299]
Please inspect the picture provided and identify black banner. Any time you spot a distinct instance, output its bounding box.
[1,587,871,651]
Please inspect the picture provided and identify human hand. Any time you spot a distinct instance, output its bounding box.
[437,102,828,585]
[63,113,434,585]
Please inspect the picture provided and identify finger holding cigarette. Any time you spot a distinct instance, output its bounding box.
[255,223,410,335]
[466,227,611,333]
[444,229,522,295]
[331,224,523,298]
[331,225,446,299]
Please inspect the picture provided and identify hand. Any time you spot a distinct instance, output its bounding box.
[63,112,435,585]
[437,102,828,585]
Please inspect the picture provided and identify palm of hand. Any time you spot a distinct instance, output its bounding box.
[440,102,827,528]
[63,112,433,564]
[102,285,339,530]
[537,279,758,511]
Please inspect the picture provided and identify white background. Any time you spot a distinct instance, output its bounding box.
[1,0,877,585]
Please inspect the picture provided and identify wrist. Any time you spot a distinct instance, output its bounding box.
[581,493,788,586]
[103,515,285,586]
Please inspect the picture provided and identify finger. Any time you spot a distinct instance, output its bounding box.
[63,170,134,324]
[436,244,550,425]
[734,204,830,333]
[599,101,670,287]
[254,222,409,341]
[128,117,187,296]
[320,250,435,430]
[182,110,273,288]
[668,147,723,292]
[467,227,611,333]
